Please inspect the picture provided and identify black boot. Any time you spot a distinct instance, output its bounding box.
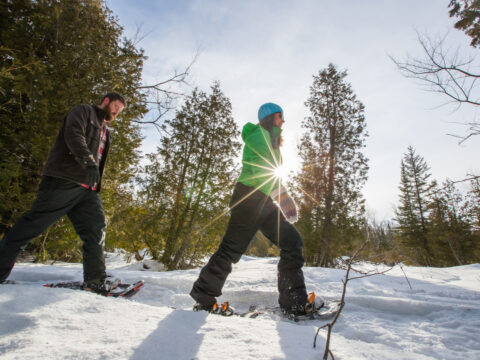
[283,292,324,316]
[83,278,120,295]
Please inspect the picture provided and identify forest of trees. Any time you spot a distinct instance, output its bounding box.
[395,147,479,266]
[0,0,478,269]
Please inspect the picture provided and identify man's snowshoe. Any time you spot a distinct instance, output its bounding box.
[0,279,17,284]
[83,278,121,295]
[43,279,144,298]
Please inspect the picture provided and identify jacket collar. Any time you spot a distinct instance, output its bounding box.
[272,125,282,138]
[94,105,107,124]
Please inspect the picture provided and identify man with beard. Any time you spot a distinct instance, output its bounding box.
[0,92,125,293]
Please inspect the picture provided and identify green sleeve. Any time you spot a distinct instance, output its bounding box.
[243,127,280,169]
[239,127,282,196]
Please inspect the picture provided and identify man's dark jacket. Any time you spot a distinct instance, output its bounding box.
[42,104,111,191]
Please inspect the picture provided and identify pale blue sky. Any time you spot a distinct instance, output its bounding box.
[107,0,479,220]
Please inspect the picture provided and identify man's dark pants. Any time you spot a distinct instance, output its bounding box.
[0,176,106,283]
[190,182,308,310]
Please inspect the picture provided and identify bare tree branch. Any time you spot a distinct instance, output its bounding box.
[398,263,413,290]
[133,49,200,131]
[313,234,401,359]
[430,175,480,196]
[130,22,153,47]
[347,266,394,281]
[447,120,480,143]
[390,31,480,142]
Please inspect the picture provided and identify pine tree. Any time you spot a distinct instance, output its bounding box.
[449,0,480,48]
[395,147,435,266]
[428,180,476,266]
[464,177,480,261]
[141,83,241,270]
[293,64,369,267]
[466,177,480,231]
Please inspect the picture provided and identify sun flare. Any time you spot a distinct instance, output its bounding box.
[273,164,290,180]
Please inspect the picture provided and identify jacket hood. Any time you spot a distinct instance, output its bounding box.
[241,122,282,141]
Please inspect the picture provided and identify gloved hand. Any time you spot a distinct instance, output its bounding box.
[86,165,100,187]
[279,193,298,223]
[271,186,298,223]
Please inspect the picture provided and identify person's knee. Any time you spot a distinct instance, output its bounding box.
[217,242,244,264]
[74,212,105,234]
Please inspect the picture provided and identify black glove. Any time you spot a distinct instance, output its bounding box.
[86,165,100,187]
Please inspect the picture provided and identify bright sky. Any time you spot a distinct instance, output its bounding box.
[107,0,479,221]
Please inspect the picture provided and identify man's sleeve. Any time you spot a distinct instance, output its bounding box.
[63,105,97,168]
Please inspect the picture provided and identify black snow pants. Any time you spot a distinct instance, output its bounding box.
[190,182,308,310]
[0,176,107,283]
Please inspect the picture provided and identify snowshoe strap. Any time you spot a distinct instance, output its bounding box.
[220,302,234,316]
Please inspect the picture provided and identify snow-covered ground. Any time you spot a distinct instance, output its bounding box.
[1,252,479,359]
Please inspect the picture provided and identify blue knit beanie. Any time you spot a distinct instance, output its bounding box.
[258,102,283,121]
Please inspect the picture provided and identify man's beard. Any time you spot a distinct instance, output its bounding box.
[105,105,114,122]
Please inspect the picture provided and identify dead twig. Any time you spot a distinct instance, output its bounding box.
[313,235,396,359]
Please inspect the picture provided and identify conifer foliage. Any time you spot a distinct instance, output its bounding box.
[293,64,369,267]
[449,0,480,48]
[140,83,241,270]
[0,0,146,260]
[395,147,435,266]
[395,147,480,266]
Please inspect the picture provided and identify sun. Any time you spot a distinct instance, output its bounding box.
[273,164,290,180]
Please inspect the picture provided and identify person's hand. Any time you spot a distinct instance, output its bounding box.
[279,193,298,223]
[86,165,100,187]
[271,186,298,223]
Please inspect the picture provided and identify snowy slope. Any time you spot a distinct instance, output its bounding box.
[1,253,479,360]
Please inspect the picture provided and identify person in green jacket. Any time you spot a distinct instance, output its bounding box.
[190,103,321,316]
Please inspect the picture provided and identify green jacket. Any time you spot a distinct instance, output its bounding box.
[237,122,282,196]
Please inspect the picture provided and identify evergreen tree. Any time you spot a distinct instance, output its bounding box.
[466,176,480,231]
[464,177,480,260]
[395,147,434,265]
[428,180,476,266]
[141,83,241,270]
[0,0,147,260]
[293,64,369,267]
[449,0,480,48]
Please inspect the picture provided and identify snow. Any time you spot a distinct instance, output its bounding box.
[1,252,479,359]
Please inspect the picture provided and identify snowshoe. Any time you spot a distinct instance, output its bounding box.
[83,278,121,295]
[43,280,144,298]
[282,291,325,319]
[306,291,325,314]
[193,302,215,312]
[193,301,235,316]
[0,279,17,284]
[218,301,235,316]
